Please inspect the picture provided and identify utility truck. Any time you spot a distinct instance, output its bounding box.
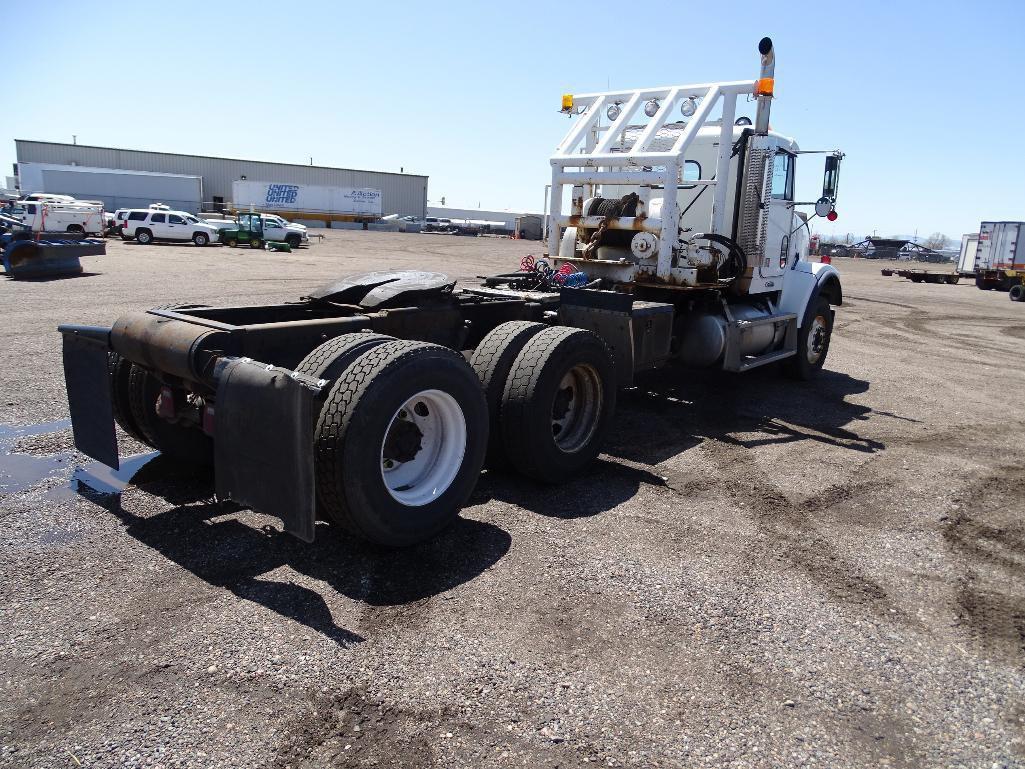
[58,38,844,549]
[11,199,106,236]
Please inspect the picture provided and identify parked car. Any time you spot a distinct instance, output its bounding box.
[122,209,221,246]
[423,217,458,233]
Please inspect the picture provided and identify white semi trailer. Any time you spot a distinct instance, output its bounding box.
[231,180,382,223]
[973,221,1025,294]
[58,38,847,550]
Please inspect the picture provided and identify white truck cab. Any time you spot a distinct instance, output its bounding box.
[544,37,844,378]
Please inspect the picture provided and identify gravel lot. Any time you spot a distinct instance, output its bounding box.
[1,232,1023,768]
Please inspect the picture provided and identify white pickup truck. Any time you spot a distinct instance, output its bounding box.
[257,214,308,248]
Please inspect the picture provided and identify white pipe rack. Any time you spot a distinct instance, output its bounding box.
[548,79,756,279]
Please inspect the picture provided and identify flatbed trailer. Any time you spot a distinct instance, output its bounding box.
[880,268,960,284]
[57,39,847,550]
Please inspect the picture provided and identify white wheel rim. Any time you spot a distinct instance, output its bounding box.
[807,315,827,364]
[551,363,602,453]
[380,389,466,507]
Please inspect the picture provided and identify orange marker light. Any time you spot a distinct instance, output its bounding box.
[561,94,574,112]
[755,78,774,97]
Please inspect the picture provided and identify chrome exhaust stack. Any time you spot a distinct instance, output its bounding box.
[754,37,775,136]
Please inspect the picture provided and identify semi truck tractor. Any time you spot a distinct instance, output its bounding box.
[58,38,844,548]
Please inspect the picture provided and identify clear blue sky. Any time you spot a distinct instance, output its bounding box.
[6,0,1025,242]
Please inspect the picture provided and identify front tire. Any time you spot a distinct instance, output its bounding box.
[314,340,488,546]
[192,232,209,246]
[500,327,616,483]
[785,296,833,380]
[1010,284,1025,302]
[286,234,302,249]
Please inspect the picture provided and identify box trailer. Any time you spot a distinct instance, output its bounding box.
[974,221,1024,291]
[231,180,382,223]
[957,233,979,276]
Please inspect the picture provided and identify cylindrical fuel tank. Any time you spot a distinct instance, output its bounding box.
[675,304,785,368]
[111,311,227,384]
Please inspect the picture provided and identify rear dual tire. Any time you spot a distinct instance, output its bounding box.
[313,339,488,547]
[471,322,616,482]
[126,365,214,465]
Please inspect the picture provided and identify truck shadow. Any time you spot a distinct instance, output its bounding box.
[83,459,510,646]
[609,365,889,464]
[483,366,892,519]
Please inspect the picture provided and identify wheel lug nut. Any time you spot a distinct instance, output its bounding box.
[398,410,408,419]
[383,459,394,469]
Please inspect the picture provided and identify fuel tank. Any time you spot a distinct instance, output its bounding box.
[675,304,785,368]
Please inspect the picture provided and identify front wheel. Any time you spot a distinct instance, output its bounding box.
[1010,284,1025,302]
[286,234,302,249]
[192,232,209,246]
[784,296,833,381]
[314,340,488,546]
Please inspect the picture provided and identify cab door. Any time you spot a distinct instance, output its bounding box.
[262,216,284,241]
[759,151,796,279]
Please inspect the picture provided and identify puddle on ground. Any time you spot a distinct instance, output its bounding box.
[0,419,159,499]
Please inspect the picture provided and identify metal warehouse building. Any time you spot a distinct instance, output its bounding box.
[14,140,428,220]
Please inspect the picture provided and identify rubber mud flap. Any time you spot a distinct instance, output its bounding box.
[214,359,321,543]
[61,331,119,469]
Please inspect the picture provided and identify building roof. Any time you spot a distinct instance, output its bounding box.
[14,139,428,180]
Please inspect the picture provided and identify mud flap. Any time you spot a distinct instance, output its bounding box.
[60,328,119,469]
[214,358,322,543]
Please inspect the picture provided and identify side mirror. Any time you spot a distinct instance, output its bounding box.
[822,153,842,200]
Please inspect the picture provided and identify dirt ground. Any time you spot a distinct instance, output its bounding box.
[1,232,1023,768]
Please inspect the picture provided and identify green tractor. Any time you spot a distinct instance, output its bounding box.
[218,213,277,250]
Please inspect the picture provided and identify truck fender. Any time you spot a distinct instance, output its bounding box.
[778,261,842,328]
